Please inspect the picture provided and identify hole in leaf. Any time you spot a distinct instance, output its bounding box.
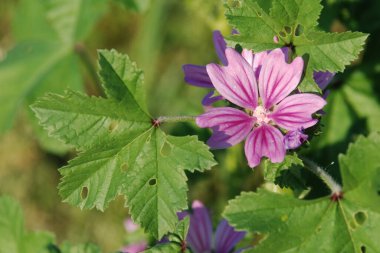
[361,245,366,253]
[257,11,262,17]
[354,211,367,225]
[81,187,88,199]
[295,24,304,36]
[284,26,291,34]
[121,163,128,172]
[279,31,286,37]
[149,178,157,186]
[160,141,172,156]
[108,120,118,132]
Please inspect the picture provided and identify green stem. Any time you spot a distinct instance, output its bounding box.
[74,43,104,96]
[301,157,342,195]
[157,115,196,123]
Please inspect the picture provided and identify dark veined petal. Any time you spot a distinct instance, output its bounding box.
[196,107,255,149]
[186,201,213,253]
[258,48,303,109]
[183,64,213,88]
[213,30,228,65]
[270,94,326,130]
[202,91,224,106]
[214,219,246,253]
[313,71,335,90]
[207,48,258,109]
[244,125,285,168]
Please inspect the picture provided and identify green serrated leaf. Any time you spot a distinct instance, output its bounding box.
[167,216,190,243]
[263,153,303,182]
[224,133,380,253]
[225,0,280,51]
[142,243,183,253]
[32,50,216,239]
[98,49,148,114]
[0,0,107,153]
[270,0,322,31]
[295,31,368,72]
[0,196,55,253]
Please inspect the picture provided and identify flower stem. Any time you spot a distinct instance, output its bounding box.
[301,157,342,196]
[157,115,196,123]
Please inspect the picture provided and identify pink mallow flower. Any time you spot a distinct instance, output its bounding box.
[196,48,326,167]
[183,31,334,107]
[178,200,246,253]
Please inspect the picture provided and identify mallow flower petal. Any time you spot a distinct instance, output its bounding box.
[259,48,304,109]
[207,48,258,109]
[202,91,224,106]
[183,64,214,88]
[270,94,326,130]
[196,107,254,149]
[313,71,335,90]
[214,219,246,253]
[213,30,228,65]
[244,125,285,168]
[186,200,213,253]
[242,49,269,81]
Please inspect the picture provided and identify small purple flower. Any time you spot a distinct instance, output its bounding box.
[179,200,245,253]
[284,129,308,150]
[196,48,326,167]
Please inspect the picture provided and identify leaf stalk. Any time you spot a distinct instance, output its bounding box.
[301,157,343,196]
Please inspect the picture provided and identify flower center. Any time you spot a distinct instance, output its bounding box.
[253,106,270,125]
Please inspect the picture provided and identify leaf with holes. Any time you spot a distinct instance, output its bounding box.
[224,133,380,253]
[224,0,368,92]
[32,49,216,239]
[0,196,55,253]
[0,0,107,153]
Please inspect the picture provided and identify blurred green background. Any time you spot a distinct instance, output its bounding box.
[0,0,379,251]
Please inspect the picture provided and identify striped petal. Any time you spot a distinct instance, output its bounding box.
[207,48,258,109]
[202,91,224,106]
[270,94,326,130]
[244,125,285,168]
[186,201,213,253]
[183,64,213,88]
[213,30,228,65]
[196,107,255,149]
[214,219,246,253]
[313,71,335,90]
[258,48,304,109]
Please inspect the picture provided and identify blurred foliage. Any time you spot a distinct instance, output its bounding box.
[0,0,379,251]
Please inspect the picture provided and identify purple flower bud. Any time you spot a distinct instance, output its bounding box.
[284,129,308,150]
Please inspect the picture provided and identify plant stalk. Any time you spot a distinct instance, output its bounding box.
[301,157,342,195]
[157,115,196,123]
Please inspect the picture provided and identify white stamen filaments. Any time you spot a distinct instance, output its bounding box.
[253,106,270,125]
